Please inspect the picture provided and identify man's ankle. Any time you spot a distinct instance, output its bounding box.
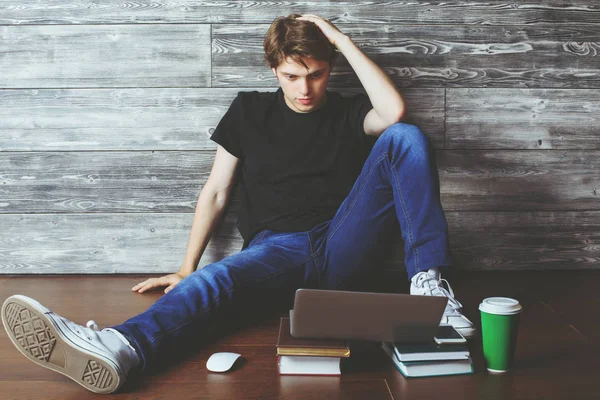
[102,328,141,368]
[410,268,440,286]
[427,267,440,280]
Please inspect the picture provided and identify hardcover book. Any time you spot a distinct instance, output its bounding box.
[277,355,342,376]
[391,341,470,362]
[382,342,473,378]
[277,318,350,358]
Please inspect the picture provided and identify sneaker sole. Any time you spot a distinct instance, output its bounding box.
[2,295,122,394]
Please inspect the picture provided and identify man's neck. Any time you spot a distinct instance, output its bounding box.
[282,91,328,114]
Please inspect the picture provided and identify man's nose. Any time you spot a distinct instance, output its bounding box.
[298,79,309,96]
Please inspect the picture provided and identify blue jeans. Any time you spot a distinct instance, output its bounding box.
[112,123,452,372]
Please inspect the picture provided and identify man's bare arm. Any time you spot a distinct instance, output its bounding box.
[132,145,240,294]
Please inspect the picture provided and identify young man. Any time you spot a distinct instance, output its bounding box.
[2,14,474,394]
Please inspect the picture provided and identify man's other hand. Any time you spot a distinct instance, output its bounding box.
[297,14,348,48]
[132,272,187,294]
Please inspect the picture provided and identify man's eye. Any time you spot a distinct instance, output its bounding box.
[287,75,296,80]
[311,73,322,78]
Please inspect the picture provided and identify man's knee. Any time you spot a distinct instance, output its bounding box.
[374,123,430,159]
[380,122,426,145]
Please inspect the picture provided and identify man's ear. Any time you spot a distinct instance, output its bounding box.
[271,67,277,77]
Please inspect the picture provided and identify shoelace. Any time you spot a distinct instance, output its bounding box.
[86,320,99,332]
[67,319,100,341]
[417,274,463,315]
[79,320,133,351]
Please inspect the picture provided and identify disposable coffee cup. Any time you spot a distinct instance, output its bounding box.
[479,297,522,373]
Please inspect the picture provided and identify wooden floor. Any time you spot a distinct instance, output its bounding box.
[1,271,599,400]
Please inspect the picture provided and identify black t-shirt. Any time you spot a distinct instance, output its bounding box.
[210,87,374,247]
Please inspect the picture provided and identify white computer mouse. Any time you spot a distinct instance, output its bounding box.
[206,352,242,373]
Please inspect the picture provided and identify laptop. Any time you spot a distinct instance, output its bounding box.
[289,288,447,343]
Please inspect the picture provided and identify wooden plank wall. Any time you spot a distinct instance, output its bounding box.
[0,1,599,274]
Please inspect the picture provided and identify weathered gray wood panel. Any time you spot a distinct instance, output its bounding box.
[0,25,210,88]
[449,211,600,270]
[1,1,598,26]
[438,150,600,211]
[2,211,598,273]
[0,88,237,151]
[212,24,600,88]
[0,151,210,213]
[3,149,599,214]
[446,88,600,149]
[0,213,241,273]
[0,88,444,151]
[1,1,598,275]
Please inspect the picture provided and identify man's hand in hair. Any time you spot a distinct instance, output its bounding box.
[297,14,349,48]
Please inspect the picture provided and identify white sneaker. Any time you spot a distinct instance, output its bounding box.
[2,295,139,394]
[410,271,477,339]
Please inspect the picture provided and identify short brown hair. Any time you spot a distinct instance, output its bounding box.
[263,14,338,70]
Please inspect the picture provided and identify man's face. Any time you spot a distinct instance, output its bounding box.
[272,57,331,113]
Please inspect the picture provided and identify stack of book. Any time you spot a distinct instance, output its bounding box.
[276,317,350,376]
[381,340,473,378]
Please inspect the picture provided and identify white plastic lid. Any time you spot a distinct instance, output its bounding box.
[479,297,522,315]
